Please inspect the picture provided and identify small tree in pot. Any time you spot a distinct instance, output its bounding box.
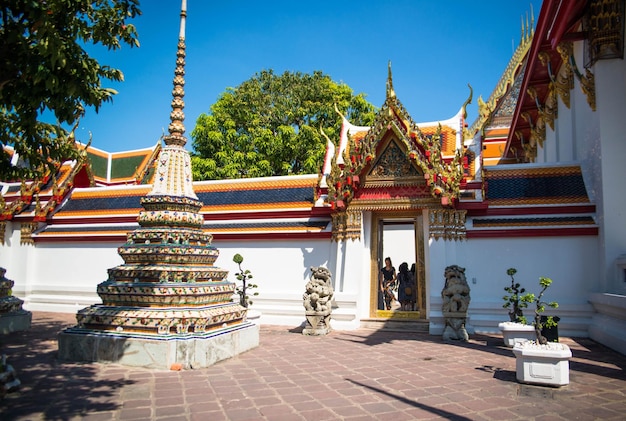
[520,276,559,344]
[502,268,528,323]
[512,276,570,387]
[233,254,258,308]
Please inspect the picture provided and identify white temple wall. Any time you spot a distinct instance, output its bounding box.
[594,51,626,295]
[0,222,23,283]
[429,235,598,337]
[586,41,626,354]
[426,237,459,335]
[211,238,358,329]
[19,241,122,313]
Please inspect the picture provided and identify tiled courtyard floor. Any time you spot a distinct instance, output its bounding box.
[1,312,625,420]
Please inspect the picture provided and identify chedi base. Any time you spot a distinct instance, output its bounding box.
[58,322,259,370]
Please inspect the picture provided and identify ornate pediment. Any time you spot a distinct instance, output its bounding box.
[325,64,469,242]
[368,141,420,180]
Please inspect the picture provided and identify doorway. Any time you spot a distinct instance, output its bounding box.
[370,212,426,319]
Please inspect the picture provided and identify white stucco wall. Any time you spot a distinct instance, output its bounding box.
[595,48,626,295]
[428,235,598,337]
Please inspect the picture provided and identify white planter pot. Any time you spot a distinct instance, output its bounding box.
[512,342,572,387]
[498,322,537,347]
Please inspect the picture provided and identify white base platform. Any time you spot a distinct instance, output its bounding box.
[58,322,259,370]
[0,310,32,334]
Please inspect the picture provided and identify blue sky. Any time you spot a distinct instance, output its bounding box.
[78,0,542,152]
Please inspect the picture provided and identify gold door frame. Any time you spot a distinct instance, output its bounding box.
[370,211,426,319]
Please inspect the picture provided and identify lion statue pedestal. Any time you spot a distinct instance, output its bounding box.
[302,266,334,336]
[441,265,471,342]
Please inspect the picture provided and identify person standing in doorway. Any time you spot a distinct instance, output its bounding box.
[397,262,413,311]
[409,263,417,311]
[379,257,397,310]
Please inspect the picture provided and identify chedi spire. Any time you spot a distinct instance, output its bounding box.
[165,0,187,146]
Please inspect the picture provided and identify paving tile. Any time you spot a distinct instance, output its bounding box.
[1,312,626,421]
[118,407,153,420]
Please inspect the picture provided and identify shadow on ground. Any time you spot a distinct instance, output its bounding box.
[346,378,474,421]
[568,337,626,382]
[0,313,134,420]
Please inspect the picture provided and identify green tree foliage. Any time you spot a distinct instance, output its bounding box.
[191,70,377,180]
[0,0,141,181]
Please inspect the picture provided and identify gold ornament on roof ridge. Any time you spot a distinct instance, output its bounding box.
[468,7,535,137]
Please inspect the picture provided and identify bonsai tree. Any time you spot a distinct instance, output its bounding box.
[232,254,258,308]
[502,268,528,323]
[520,276,559,344]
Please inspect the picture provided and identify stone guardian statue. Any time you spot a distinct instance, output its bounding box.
[441,265,471,341]
[302,266,334,335]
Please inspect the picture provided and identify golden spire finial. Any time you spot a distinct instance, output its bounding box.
[164,0,187,147]
[386,61,395,99]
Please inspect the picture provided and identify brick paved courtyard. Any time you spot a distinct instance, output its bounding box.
[1,312,625,420]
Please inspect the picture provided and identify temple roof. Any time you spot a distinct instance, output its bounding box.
[33,174,328,242]
[466,163,597,238]
[505,0,589,161]
[84,142,160,186]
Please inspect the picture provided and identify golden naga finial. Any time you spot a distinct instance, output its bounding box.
[386,61,395,99]
[461,84,473,120]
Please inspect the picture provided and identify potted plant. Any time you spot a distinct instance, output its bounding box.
[232,254,260,323]
[511,276,571,387]
[498,268,536,347]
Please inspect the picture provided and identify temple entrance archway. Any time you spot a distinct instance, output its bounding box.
[370,211,427,319]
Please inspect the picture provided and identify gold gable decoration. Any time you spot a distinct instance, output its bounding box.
[585,0,624,65]
[429,209,467,241]
[20,222,38,245]
[521,40,598,162]
[408,124,465,207]
[369,141,420,179]
[0,221,5,245]
[331,210,362,242]
[326,100,467,211]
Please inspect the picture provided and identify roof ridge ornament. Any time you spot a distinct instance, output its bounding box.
[386,61,396,99]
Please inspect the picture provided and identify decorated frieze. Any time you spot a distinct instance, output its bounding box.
[97,281,234,306]
[127,228,213,246]
[76,303,246,335]
[141,195,202,212]
[118,244,220,265]
[107,265,228,283]
[429,209,467,241]
[137,210,205,228]
[585,0,624,64]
